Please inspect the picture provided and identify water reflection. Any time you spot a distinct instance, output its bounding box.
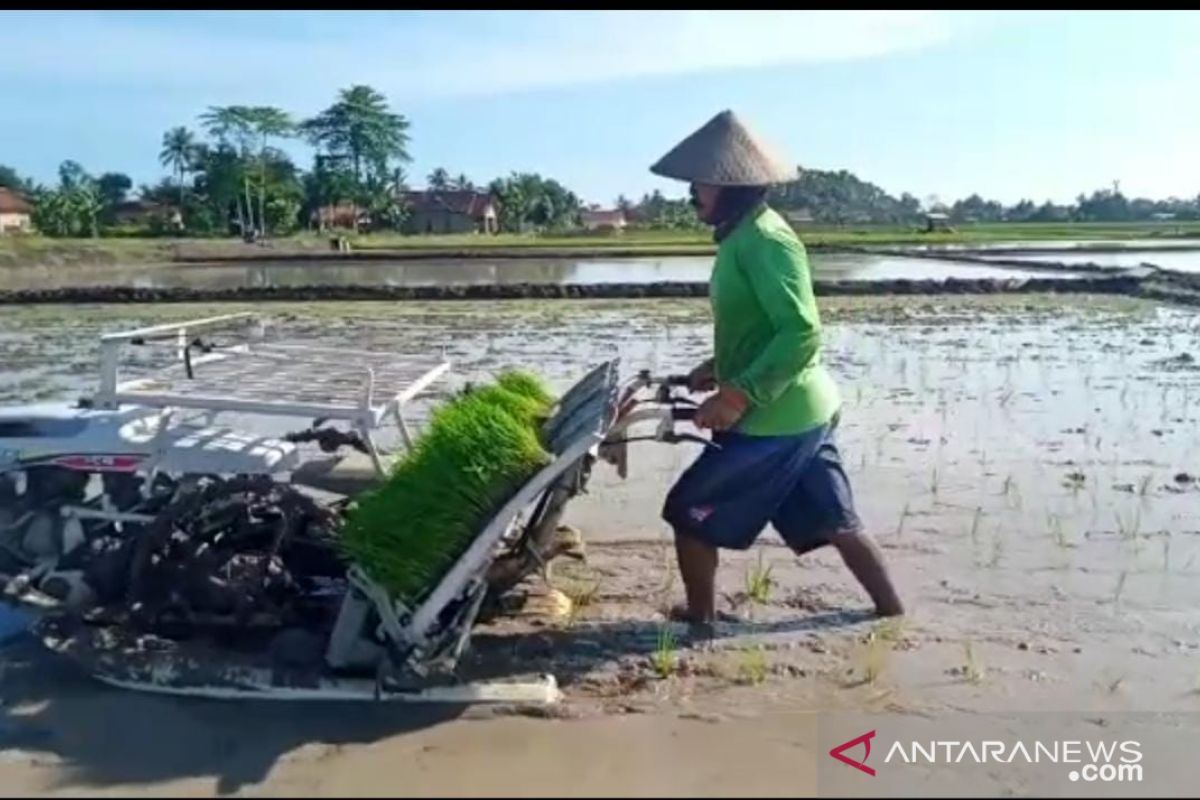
[0,253,1079,292]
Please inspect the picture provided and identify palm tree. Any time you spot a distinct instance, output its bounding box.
[245,107,293,237]
[200,106,258,235]
[159,127,195,209]
[427,168,450,191]
[301,85,411,232]
[450,173,474,192]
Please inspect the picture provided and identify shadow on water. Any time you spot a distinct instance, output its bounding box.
[0,608,870,793]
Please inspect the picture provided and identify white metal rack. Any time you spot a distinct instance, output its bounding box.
[87,313,451,475]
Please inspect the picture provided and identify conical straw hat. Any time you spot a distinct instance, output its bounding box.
[650,110,795,186]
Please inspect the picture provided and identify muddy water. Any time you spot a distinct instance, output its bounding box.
[0,253,1072,292]
[906,239,1200,253]
[3,296,1200,794]
[977,249,1200,273]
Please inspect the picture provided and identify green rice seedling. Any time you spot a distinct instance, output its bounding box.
[862,619,902,685]
[1047,512,1071,549]
[338,373,554,604]
[737,646,769,686]
[651,625,678,679]
[1001,474,1014,497]
[563,578,602,626]
[495,368,555,408]
[745,550,775,605]
[896,503,910,538]
[1113,570,1128,611]
[988,535,1004,569]
[969,506,983,546]
[1138,472,1154,498]
[930,467,940,499]
[963,642,984,684]
[1115,509,1142,542]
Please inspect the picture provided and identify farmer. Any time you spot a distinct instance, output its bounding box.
[651,110,904,624]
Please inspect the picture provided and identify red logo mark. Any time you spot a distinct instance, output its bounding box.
[829,730,877,776]
[52,454,143,473]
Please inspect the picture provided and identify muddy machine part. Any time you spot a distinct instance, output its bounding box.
[10,351,624,704]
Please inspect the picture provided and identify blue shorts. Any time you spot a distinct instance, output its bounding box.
[662,415,861,553]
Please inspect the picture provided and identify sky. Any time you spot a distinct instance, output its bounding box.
[1,10,1198,206]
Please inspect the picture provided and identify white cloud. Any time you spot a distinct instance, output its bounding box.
[0,11,1001,103]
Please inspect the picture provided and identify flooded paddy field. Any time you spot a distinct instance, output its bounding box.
[2,294,1200,795]
[0,251,1073,294]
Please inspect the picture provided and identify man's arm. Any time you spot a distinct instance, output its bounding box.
[688,357,715,392]
[724,234,821,407]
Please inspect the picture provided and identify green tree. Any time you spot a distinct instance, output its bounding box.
[200,106,258,235]
[0,165,32,194]
[427,167,450,190]
[57,160,92,192]
[159,126,195,209]
[244,106,294,238]
[301,85,411,231]
[97,173,132,205]
[488,173,581,232]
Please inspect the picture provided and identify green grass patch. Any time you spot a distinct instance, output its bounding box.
[337,368,555,603]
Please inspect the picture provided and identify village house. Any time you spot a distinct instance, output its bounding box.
[579,207,627,233]
[111,199,183,231]
[311,203,369,232]
[399,190,498,235]
[0,187,33,234]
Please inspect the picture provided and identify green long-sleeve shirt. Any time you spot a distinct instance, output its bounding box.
[711,204,841,437]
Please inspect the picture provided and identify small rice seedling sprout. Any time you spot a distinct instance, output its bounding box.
[1138,472,1154,498]
[651,625,678,679]
[963,642,984,684]
[988,534,1004,569]
[745,550,776,605]
[1115,509,1142,542]
[969,506,983,546]
[1001,474,1014,497]
[930,467,940,499]
[1163,534,1172,573]
[1047,512,1070,549]
[1113,570,1128,611]
[861,618,903,685]
[737,646,769,686]
[568,578,602,611]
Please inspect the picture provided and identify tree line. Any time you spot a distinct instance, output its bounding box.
[2,89,1197,238]
[768,170,1200,225]
[0,85,593,238]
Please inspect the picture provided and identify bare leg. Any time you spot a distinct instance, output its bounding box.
[830,529,904,617]
[673,532,718,622]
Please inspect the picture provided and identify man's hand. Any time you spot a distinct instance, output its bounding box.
[694,385,749,431]
[687,359,716,393]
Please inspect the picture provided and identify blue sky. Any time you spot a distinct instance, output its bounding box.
[1,10,1197,206]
